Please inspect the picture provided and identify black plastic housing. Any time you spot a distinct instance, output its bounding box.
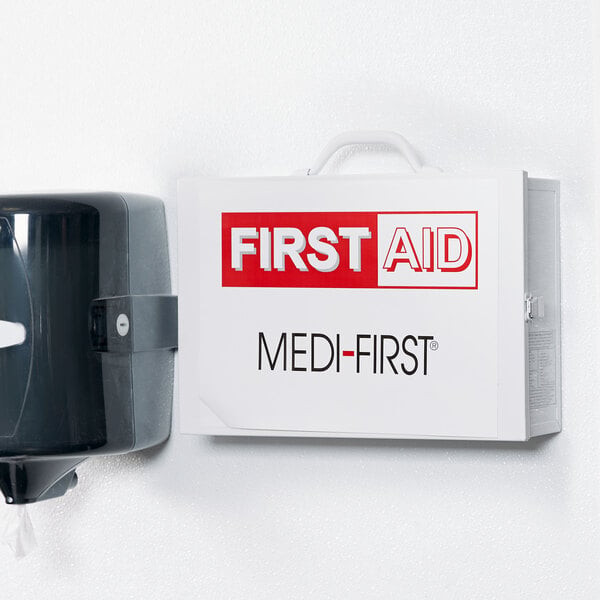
[0,193,177,503]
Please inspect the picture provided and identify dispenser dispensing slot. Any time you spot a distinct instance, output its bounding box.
[0,321,26,349]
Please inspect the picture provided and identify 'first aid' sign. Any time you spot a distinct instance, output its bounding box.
[223,211,477,289]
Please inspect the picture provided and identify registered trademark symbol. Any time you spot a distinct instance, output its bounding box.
[430,340,439,351]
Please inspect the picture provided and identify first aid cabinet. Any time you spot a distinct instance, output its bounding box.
[178,133,561,441]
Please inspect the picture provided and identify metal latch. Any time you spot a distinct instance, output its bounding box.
[525,295,545,321]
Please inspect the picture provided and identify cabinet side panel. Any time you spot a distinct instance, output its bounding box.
[527,180,561,436]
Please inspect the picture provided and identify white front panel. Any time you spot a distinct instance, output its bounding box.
[178,174,524,439]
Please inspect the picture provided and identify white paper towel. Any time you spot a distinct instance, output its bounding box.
[1,505,37,559]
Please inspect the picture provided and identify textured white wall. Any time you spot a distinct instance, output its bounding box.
[0,1,598,598]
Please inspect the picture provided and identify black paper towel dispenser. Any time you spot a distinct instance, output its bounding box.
[0,193,177,504]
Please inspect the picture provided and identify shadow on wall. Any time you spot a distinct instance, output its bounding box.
[206,432,557,453]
